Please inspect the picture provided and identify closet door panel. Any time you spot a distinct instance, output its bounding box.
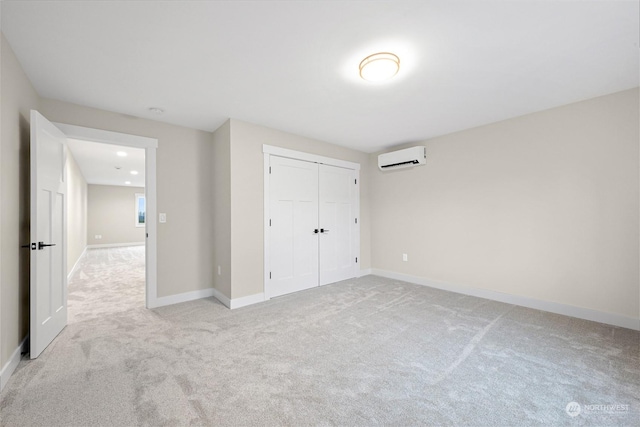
[319,164,356,286]
[269,156,319,298]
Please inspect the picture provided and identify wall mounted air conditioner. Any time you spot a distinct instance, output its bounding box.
[378,146,426,170]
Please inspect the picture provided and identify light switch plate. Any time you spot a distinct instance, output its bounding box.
[159,213,167,223]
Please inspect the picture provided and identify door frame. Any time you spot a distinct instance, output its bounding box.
[53,122,159,308]
[263,144,360,299]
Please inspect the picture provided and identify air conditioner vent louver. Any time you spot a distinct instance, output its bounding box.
[380,160,419,168]
[378,146,426,170]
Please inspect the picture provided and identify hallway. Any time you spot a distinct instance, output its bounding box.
[68,245,145,323]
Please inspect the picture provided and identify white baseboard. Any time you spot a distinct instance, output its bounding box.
[370,269,640,331]
[210,287,231,308]
[149,287,264,311]
[358,268,372,278]
[86,242,145,249]
[67,246,87,280]
[0,335,28,392]
[210,287,265,310]
[230,293,265,309]
[152,288,216,308]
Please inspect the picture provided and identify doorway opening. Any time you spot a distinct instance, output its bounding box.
[54,122,159,309]
[66,139,147,319]
[30,111,159,359]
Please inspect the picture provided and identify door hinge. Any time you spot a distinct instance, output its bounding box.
[355,178,357,184]
[269,272,272,279]
[146,233,148,238]
[269,166,272,174]
[355,218,357,224]
[355,257,358,263]
[269,219,271,226]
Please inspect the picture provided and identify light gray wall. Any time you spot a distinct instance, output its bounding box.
[39,98,214,299]
[229,119,371,299]
[87,184,145,246]
[370,88,639,321]
[0,33,40,368]
[211,120,231,298]
[66,151,87,274]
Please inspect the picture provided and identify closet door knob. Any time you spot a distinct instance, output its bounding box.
[320,228,329,234]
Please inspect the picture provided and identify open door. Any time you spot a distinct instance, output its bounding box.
[30,110,68,359]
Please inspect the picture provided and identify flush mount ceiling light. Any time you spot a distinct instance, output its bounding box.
[359,52,400,82]
[148,107,164,114]
[130,170,139,175]
[116,151,127,157]
[125,181,131,185]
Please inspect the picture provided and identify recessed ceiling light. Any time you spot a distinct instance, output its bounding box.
[148,107,164,114]
[359,52,400,82]
[130,170,139,175]
[125,181,131,185]
[117,151,127,157]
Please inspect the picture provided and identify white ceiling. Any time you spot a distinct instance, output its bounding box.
[2,1,638,153]
[67,139,145,188]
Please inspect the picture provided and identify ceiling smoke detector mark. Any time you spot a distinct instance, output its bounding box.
[148,107,164,115]
[114,166,122,170]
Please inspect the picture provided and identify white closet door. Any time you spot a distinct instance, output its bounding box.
[269,156,319,298]
[319,164,356,286]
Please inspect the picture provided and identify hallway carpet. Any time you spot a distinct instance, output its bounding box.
[1,247,638,426]
[68,245,146,323]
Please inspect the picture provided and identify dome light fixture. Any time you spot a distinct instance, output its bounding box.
[359,52,400,82]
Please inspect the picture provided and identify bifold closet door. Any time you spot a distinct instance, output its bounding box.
[269,156,319,298]
[319,164,356,286]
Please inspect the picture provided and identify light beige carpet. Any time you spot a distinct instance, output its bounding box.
[68,246,146,323]
[1,246,638,426]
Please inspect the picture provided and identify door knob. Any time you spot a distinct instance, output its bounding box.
[320,228,329,233]
[313,229,319,234]
[38,242,56,250]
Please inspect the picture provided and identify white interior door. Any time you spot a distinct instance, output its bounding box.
[319,164,357,285]
[268,156,319,298]
[30,110,68,359]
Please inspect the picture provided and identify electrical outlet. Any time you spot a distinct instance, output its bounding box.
[217,265,221,275]
[95,235,102,240]
[402,253,408,262]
